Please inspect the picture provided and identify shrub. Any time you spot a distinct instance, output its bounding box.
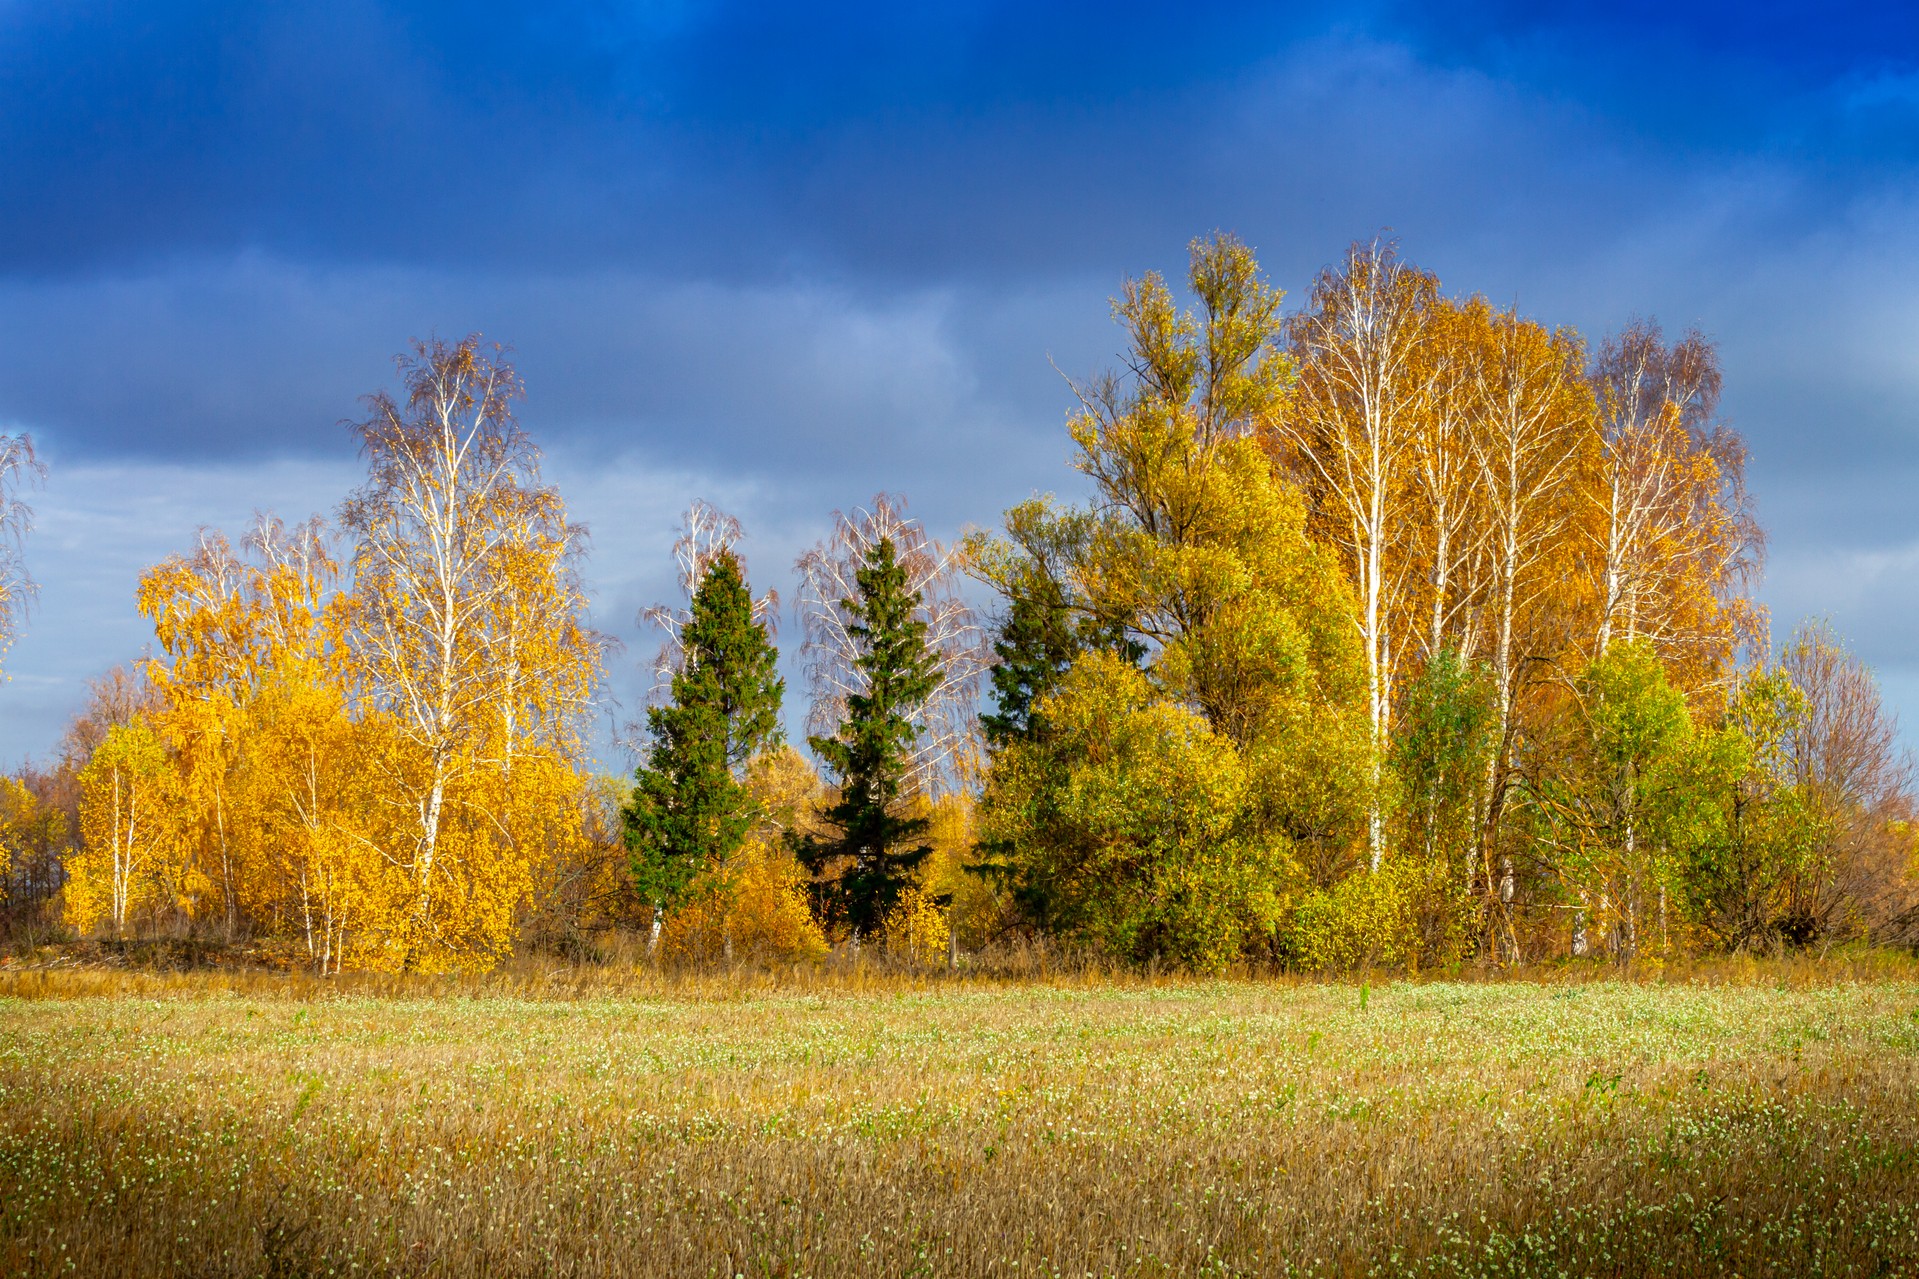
[880,881,950,965]
[662,838,828,962]
[1283,857,1471,973]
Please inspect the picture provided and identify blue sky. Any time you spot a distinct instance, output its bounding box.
[2,0,1917,764]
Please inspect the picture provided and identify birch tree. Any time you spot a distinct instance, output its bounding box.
[341,336,601,970]
[68,721,180,937]
[1778,621,1918,941]
[221,517,372,974]
[1273,242,1438,869]
[1537,640,1693,961]
[1465,303,1596,959]
[139,516,383,969]
[0,432,45,670]
[1409,298,1494,663]
[795,493,985,798]
[138,527,254,937]
[1587,320,1760,689]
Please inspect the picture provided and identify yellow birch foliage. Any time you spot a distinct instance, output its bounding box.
[340,336,603,972]
[67,721,183,937]
[1403,296,1495,665]
[1586,320,1761,699]
[661,836,828,962]
[879,792,975,963]
[880,881,950,965]
[1274,242,1440,866]
[136,517,391,970]
[247,669,393,972]
[137,529,257,935]
[123,341,604,973]
[662,749,830,962]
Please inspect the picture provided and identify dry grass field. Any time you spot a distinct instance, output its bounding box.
[1,957,1917,1278]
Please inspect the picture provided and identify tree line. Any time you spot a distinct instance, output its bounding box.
[0,237,1914,973]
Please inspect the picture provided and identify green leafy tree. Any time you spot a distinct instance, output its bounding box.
[1391,649,1498,867]
[973,236,1370,961]
[1052,235,1369,868]
[978,651,1289,972]
[625,551,783,932]
[794,537,939,938]
[1669,668,1825,950]
[1538,640,1694,959]
[975,500,1140,751]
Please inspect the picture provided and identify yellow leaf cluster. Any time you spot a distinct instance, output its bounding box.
[63,341,608,974]
[661,837,828,962]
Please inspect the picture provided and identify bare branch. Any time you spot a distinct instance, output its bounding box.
[795,493,987,797]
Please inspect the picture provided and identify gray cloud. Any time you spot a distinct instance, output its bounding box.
[0,263,1113,762]
[2,12,1918,758]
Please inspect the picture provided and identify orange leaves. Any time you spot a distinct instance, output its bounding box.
[1588,321,1760,698]
[1270,246,1761,940]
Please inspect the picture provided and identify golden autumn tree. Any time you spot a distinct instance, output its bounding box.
[138,524,271,938]
[56,668,161,937]
[340,335,602,972]
[138,514,384,970]
[239,518,378,971]
[1407,296,1495,664]
[1586,320,1761,691]
[1062,237,1368,859]
[974,235,1370,966]
[1272,242,1440,868]
[1060,236,1361,746]
[248,661,386,973]
[67,720,183,937]
[1459,300,1594,944]
[1277,273,1603,955]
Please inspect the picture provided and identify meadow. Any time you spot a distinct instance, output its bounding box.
[1,958,1916,1278]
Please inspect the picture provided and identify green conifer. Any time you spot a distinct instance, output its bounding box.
[794,537,939,938]
[624,551,783,925]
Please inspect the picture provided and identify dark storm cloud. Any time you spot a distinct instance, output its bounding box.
[1,0,1917,757]
[0,0,1315,278]
[7,0,1913,286]
[0,257,1115,496]
[0,0,663,272]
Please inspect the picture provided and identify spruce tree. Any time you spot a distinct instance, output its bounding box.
[979,584,1077,750]
[794,536,939,938]
[979,582,1141,751]
[624,551,783,929]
